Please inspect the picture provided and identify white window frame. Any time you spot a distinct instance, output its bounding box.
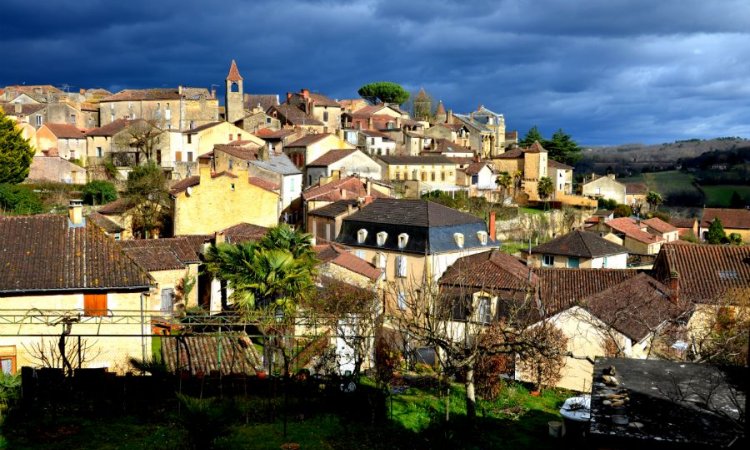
[357,229,368,244]
[376,231,388,246]
[543,255,554,267]
[397,291,407,310]
[453,233,464,248]
[398,233,409,249]
[396,255,407,278]
[477,231,488,246]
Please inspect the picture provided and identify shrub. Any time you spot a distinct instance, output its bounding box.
[0,183,44,214]
[728,233,743,245]
[597,198,617,210]
[82,180,118,205]
[612,204,632,218]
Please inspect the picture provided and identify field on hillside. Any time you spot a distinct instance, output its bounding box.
[700,185,750,207]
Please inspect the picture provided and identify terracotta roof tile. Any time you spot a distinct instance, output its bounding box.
[302,176,390,202]
[42,123,87,139]
[248,176,279,191]
[625,182,648,195]
[548,159,573,170]
[219,223,269,244]
[535,268,641,316]
[0,215,151,293]
[642,217,678,234]
[269,104,324,126]
[244,94,279,111]
[308,199,359,218]
[307,149,357,167]
[701,208,750,229]
[605,217,663,244]
[584,273,685,342]
[315,243,381,281]
[87,212,124,234]
[286,133,334,147]
[652,243,750,304]
[169,176,200,195]
[119,237,201,271]
[226,60,243,82]
[97,198,134,215]
[440,250,536,292]
[162,333,261,376]
[85,118,135,137]
[378,155,455,165]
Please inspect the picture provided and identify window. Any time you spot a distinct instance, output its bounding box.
[441,171,446,181]
[230,183,235,191]
[543,255,554,267]
[376,252,387,270]
[431,172,436,181]
[187,152,193,162]
[0,346,16,375]
[396,255,407,278]
[229,159,234,170]
[187,134,192,144]
[156,149,162,164]
[96,146,103,158]
[357,229,368,244]
[477,231,488,245]
[84,293,107,316]
[70,114,76,124]
[266,117,272,124]
[453,233,464,248]
[397,291,407,310]
[603,256,609,268]
[323,111,329,122]
[370,138,375,145]
[477,297,491,324]
[376,231,388,246]
[354,249,365,259]
[36,115,43,126]
[176,151,183,162]
[567,257,580,268]
[161,288,174,315]
[398,233,409,249]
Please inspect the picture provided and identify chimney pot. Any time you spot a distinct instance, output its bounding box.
[69,199,83,226]
[489,211,496,241]
[668,271,680,303]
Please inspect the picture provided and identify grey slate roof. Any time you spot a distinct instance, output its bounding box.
[251,154,301,175]
[337,199,494,254]
[308,199,359,218]
[531,230,628,258]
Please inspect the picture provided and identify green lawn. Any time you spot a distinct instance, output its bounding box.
[1,379,571,450]
[700,185,750,207]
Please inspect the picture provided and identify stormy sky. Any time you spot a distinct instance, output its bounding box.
[2,0,750,146]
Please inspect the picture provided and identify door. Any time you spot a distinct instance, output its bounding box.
[161,288,175,315]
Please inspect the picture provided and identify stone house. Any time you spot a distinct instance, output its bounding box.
[208,143,303,222]
[315,242,384,289]
[27,156,87,184]
[99,87,219,131]
[306,149,382,186]
[336,198,496,312]
[169,155,280,236]
[547,159,573,195]
[0,210,153,374]
[302,176,392,223]
[699,208,750,242]
[358,130,397,156]
[282,133,355,174]
[267,104,326,133]
[526,230,629,269]
[307,199,360,243]
[492,142,549,202]
[593,217,671,256]
[284,89,342,132]
[118,238,202,315]
[35,123,87,160]
[377,155,458,189]
[582,174,627,204]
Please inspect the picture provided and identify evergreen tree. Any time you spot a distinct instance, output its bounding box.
[519,126,544,147]
[706,218,726,244]
[0,111,35,184]
[729,191,745,208]
[545,129,582,165]
[357,82,410,105]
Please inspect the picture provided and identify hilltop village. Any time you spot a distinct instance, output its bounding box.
[0,61,747,448]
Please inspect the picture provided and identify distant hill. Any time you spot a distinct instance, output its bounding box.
[576,137,749,176]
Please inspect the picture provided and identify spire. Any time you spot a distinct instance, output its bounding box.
[227,60,243,82]
[435,100,446,116]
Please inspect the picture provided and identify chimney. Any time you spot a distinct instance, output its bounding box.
[340,188,347,198]
[301,88,309,99]
[178,85,183,96]
[447,109,453,123]
[286,92,292,103]
[489,211,496,242]
[668,271,680,303]
[68,199,83,226]
[211,87,217,99]
[366,179,372,196]
[347,203,355,215]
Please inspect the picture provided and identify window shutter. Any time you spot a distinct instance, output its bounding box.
[84,293,107,317]
[396,255,407,278]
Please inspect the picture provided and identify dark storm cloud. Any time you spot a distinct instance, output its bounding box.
[1,0,750,144]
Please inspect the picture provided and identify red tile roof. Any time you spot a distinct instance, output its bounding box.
[535,268,641,316]
[0,215,151,293]
[548,159,573,170]
[583,273,685,342]
[302,176,390,202]
[254,128,295,139]
[642,217,678,234]
[315,243,382,281]
[85,118,135,137]
[169,176,200,195]
[464,161,494,176]
[87,212,124,234]
[652,243,750,304]
[97,198,135,215]
[218,223,269,244]
[226,60,243,82]
[701,208,750,229]
[119,237,201,271]
[42,123,87,139]
[625,182,648,195]
[307,149,357,167]
[248,176,279,191]
[605,217,663,244]
[440,250,536,292]
[286,133,334,147]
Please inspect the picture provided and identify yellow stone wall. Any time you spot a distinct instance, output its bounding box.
[0,291,153,373]
[172,165,279,235]
[382,162,457,184]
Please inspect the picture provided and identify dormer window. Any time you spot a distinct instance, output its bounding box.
[398,233,409,249]
[357,229,368,244]
[477,231,488,246]
[376,231,388,246]
[376,252,387,270]
[454,233,464,248]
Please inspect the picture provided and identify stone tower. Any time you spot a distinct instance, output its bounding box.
[225,60,244,124]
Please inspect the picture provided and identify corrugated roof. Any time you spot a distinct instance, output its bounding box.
[162,333,261,376]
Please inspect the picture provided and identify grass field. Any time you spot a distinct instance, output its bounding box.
[1,378,571,450]
[700,185,750,207]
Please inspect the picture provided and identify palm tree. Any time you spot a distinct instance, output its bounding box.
[537,177,554,210]
[495,171,512,205]
[646,191,663,212]
[258,223,316,261]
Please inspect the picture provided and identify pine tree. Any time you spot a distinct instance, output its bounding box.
[706,218,726,244]
[0,111,35,184]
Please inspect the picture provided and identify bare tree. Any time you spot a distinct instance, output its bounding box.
[388,276,566,422]
[114,120,164,164]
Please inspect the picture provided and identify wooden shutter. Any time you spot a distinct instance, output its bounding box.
[84,293,107,316]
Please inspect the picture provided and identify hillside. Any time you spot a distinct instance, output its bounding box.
[577,137,748,176]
